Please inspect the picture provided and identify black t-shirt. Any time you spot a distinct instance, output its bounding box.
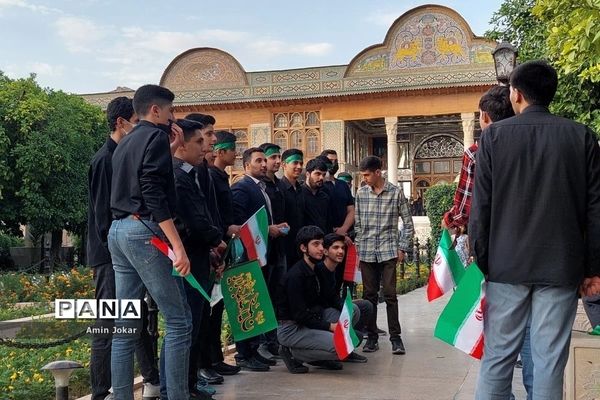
[323,179,354,229]
[302,184,330,233]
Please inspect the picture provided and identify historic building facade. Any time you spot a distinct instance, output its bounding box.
[82,5,497,197]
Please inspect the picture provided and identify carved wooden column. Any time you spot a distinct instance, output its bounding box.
[461,112,475,149]
[385,116,398,184]
[321,120,345,167]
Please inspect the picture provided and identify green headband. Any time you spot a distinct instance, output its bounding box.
[284,154,303,163]
[338,175,352,183]
[213,142,236,151]
[264,147,281,157]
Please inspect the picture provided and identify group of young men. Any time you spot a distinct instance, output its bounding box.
[84,59,600,400]
[87,84,414,400]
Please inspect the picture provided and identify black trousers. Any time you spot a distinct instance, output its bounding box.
[360,258,402,340]
[90,263,159,400]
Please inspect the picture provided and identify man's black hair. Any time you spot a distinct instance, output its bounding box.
[320,149,337,157]
[323,233,345,250]
[282,148,303,161]
[132,84,174,116]
[176,119,204,141]
[107,96,134,132]
[185,113,216,126]
[296,225,325,251]
[359,156,382,172]
[242,147,264,168]
[306,157,328,173]
[509,60,558,107]
[215,130,236,144]
[478,85,515,122]
[259,142,281,154]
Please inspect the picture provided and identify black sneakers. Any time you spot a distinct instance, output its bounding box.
[280,345,309,374]
[362,338,379,353]
[235,356,270,371]
[212,361,241,376]
[254,351,277,366]
[344,351,368,363]
[391,336,406,355]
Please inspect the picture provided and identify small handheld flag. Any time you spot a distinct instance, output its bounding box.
[333,292,360,360]
[150,236,211,302]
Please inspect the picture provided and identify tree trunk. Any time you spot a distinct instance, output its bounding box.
[50,229,62,272]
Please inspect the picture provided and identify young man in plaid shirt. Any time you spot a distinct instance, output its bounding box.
[355,156,414,355]
[442,85,514,229]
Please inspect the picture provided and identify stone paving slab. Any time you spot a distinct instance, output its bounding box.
[134,287,528,400]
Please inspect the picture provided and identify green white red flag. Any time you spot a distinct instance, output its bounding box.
[333,291,360,360]
[238,206,269,266]
[150,236,211,302]
[434,262,485,359]
[343,242,362,283]
[427,229,466,301]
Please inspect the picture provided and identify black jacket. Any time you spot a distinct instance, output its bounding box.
[209,166,234,238]
[173,158,222,283]
[276,259,331,331]
[197,160,223,238]
[469,106,600,286]
[231,175,273,225]
[110,120,175,222]
[87,138,117,267]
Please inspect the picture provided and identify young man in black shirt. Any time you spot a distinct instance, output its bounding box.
[87,96,160,400]
[207,131,242,377]
[258,142,288,360]
[108,84,192,400]
[171,118,226,400]
[277,226,359,373]
[279,148,305,268]
[302,158,330,233]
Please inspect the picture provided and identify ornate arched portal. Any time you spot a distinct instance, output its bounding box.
[413,134,463,197]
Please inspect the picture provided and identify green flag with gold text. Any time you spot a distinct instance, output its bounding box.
[221,259,277,341]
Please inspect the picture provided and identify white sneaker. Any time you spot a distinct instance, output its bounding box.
[142,382,161,398]
[104,394,114,400]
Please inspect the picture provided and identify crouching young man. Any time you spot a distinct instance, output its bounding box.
[276,226,359,373]
[316,233,372,363]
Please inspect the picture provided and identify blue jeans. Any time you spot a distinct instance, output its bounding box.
[108,218,192,400]
[520,322,533,400]
[475,282,577,400]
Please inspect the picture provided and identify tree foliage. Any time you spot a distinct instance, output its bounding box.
[0,72,106,242]
[487,0,600,133]
[533,0,600,82]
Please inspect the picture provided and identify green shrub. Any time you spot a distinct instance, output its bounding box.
[0,232,23,271]
[0,267,94,308]
[424,183,457,254]
[0,232,24,251]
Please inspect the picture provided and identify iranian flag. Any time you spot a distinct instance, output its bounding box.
[239,206,269,266]
[434,263,485,359]
[151,236,176,261]
[343,243,362,283]
[333,292,360,360]
[427,229,466,301]
[150,236,211,302]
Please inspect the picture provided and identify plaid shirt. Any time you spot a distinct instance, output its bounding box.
[355,181,414,262]
[443,142,478,228]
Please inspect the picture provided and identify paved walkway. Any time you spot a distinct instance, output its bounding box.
[173,287,528,400]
